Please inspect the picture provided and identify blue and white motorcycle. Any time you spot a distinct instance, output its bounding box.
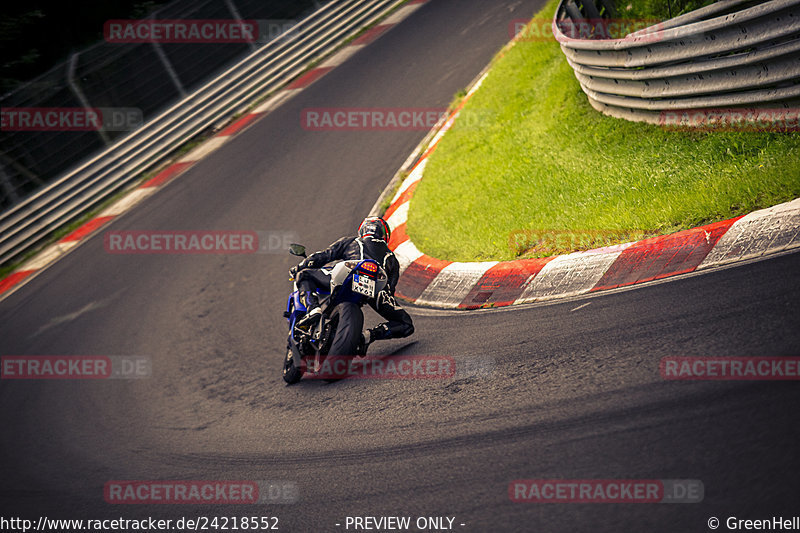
[283,243,389,384]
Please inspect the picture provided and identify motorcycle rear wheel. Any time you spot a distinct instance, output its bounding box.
[328,302,364,356]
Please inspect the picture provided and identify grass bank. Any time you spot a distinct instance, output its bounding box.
[405,0,800,262]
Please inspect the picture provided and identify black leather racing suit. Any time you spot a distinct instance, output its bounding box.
[295,235,414,341]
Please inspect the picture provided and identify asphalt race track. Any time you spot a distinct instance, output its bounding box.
[1,0,799,531]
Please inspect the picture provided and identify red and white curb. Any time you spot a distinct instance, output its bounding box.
[0,1,429,302]
[382,76,800,310]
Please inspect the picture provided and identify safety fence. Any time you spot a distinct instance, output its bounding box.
[553,0,800,125]
[0,0,404,266]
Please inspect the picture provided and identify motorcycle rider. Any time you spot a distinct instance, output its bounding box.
[290,216,414,346]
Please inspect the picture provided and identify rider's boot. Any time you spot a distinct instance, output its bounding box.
[368,324,390,342]
[358,324,390,355]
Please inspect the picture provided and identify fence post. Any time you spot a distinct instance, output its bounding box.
[0,163,19,208]
[67,52,111,145]
[149,14,187,98]
[225,0,257,51]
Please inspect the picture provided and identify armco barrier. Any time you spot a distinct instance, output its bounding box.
[0,0,405,266]
[553,0,800,124]
[0,0,329,214]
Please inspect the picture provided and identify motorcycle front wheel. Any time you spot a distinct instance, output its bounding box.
[283,343,304,385]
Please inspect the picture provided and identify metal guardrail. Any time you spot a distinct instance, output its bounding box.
[552,0,800,123]
[0,0,405,266]
[0,0,329,214]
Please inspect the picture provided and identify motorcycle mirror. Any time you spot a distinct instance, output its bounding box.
[288,243,307,257]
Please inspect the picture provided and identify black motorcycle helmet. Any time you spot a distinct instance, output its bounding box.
[358,216,391,242]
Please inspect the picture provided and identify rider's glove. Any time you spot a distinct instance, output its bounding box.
[295,258,315,272]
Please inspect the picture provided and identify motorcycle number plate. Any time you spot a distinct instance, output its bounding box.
[352,274,376,298]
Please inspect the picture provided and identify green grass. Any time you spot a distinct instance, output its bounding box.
[405,0,800,262]
[625,0,716,21]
